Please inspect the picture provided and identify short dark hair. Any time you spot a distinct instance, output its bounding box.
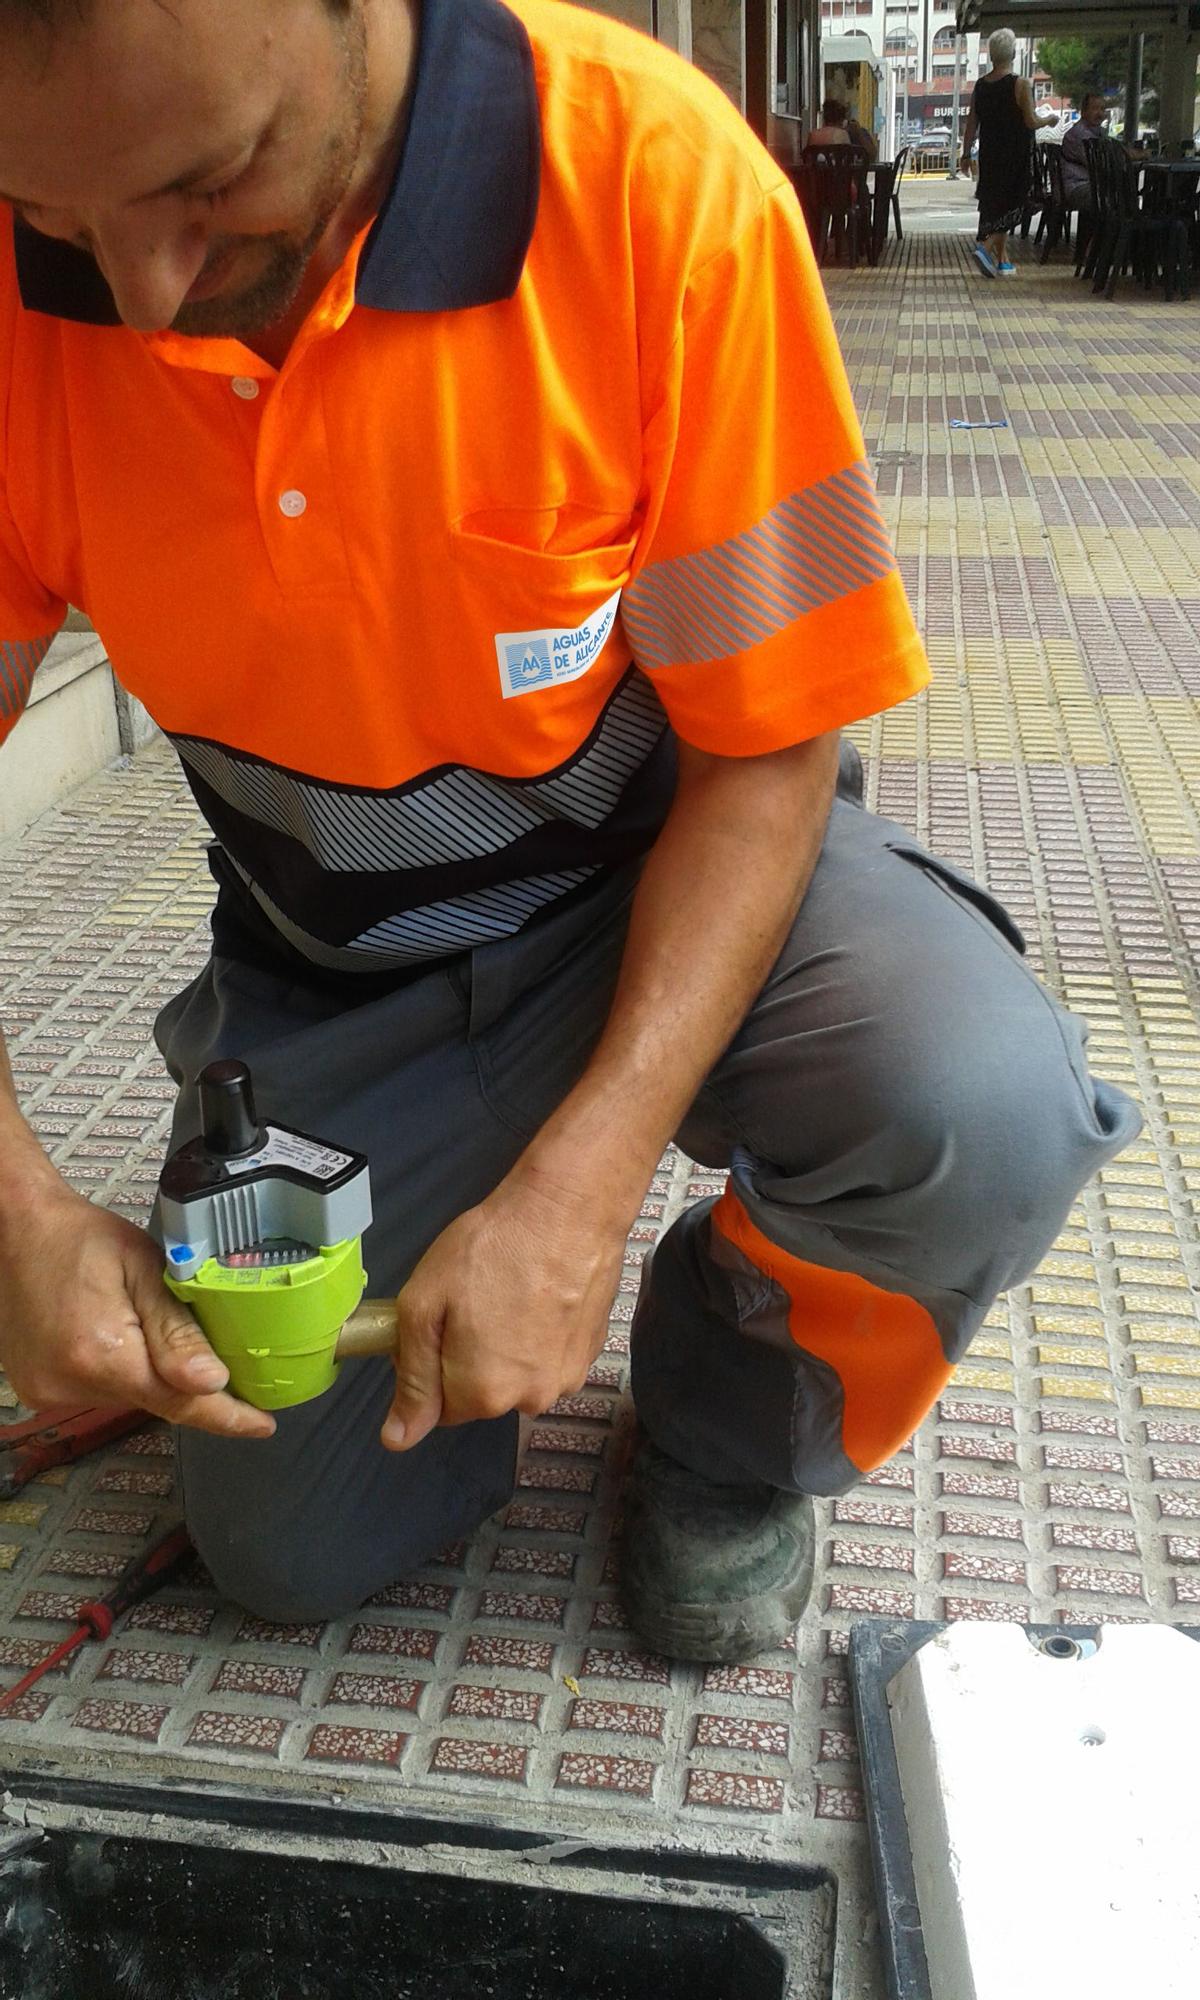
[1082,91,1106,115]
[821,98,848,125]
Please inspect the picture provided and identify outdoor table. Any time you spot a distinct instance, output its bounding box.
[1138,160,1200,265]
[794,155,897,268]
[1139,158,1200,214]
[1140,159,1200,177]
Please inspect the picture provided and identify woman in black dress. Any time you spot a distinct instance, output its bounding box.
[959,29,1057,276]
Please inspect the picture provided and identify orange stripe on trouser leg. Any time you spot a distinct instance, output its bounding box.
[711,1188,952,1473]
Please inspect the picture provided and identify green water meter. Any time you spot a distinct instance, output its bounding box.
[158,1060,373,1409]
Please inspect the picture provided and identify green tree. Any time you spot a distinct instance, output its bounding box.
[1036,32,1158,125]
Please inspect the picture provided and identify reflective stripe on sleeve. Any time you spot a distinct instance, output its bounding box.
[621,461,896,672]
[0,634,54,720]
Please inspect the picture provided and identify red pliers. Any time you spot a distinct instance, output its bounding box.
[0,1406,148,1498]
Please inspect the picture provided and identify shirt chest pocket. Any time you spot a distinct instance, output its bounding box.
[449,504,638,626]
[448,507,639,703]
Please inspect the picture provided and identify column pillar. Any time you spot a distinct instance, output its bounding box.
[1123,30,1143,145]
[656,0,693,60]
[743,0,771,139]
[1158,11,1197,154]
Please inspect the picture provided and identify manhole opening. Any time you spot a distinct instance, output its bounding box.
[0,1789,834,2000]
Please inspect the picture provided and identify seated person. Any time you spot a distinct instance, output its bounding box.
[847,111,879,163]
[1061,92,1107,209]
[805,100,857,154]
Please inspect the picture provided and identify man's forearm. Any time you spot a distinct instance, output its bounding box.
[0,1023,62,1214]
[513,731,841,1226]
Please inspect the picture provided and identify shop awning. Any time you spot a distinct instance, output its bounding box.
[956,0,1185,34]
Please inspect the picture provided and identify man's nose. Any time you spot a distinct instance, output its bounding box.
[91,217,210,332]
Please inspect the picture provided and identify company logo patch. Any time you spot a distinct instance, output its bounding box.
[496,590,621,700]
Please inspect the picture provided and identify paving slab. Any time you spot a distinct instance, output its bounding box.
[1,229,1199,1996]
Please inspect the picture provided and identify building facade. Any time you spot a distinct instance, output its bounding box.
[816,6,1053,149]
[826,0,980,93]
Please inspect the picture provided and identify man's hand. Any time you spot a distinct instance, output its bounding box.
[382,1167,627,1451]
[0,1182,276,1438]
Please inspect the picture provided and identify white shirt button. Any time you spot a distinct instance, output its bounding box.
[231,376,259,400]
[278,489,307,518]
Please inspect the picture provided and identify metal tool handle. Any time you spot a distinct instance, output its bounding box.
[334,1299,397,1360]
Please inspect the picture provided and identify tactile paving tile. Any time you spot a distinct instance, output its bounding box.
[3,215,1200,1995]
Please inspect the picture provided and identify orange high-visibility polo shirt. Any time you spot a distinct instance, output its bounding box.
[0,0,928,978]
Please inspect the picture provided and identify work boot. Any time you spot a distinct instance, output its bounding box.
[618,1435,816,1664]
[836,736,865,806]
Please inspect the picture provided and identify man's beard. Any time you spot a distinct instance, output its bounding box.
[170,11,369,340]
[169,206,347,339]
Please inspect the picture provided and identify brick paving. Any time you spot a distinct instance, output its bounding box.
[1,227,1199,1993]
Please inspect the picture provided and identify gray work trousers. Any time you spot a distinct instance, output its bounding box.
[156,793,1139,1622]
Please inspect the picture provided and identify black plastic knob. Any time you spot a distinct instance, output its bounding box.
[197,1059,263,1158]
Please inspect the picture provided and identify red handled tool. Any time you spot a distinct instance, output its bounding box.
[0,1521,193,1712]
[0,1406,148,1498]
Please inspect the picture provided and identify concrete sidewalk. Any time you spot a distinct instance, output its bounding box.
[0,228,1198,1996]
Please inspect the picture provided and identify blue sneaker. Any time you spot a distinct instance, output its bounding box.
[973,244,998,277]
[997,261,1017,276]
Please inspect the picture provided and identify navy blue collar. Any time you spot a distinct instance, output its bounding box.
[14,0,541,325]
